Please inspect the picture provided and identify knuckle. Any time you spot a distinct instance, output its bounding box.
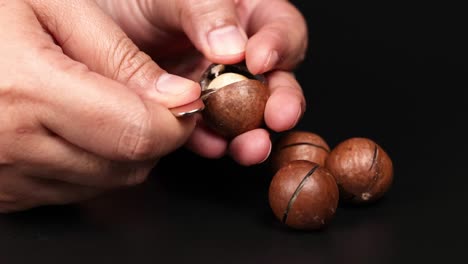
[1,113,41,166]
[182,0,207,20]
[117,110,158,161]
[181,0,236,28]
[0,66,29,105]
[110,36,154,86]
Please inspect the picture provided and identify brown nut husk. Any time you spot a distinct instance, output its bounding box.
[268,160,339,230]
[325,137,394,204]
[199,63,269,139]
[270,131,331,173]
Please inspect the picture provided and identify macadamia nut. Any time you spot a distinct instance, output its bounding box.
[269,160,339,230]
[325,137,393,203]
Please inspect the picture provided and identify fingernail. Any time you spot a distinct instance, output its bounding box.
[260,141,273,164]
[289,103,304,130]
[156,73,197,95]
[264,50,279,72]
[208,25,247,56]
[170,98,205,117]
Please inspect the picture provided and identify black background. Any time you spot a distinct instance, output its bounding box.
[1,1,467,263]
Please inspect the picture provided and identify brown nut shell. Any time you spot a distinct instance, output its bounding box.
[270,131,330,173]
[268,160,339,230]
[202,79,269,139]
[325,137,393,204]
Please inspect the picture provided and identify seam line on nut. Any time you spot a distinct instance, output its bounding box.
[282,164,320,224]
[281,142,330,153]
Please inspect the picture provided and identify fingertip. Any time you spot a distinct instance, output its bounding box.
[246,32,282,74]
[229,129,272,166]
[185,121,228,159]
[265,89,304,132]
[244,0,308,72]
[151,73,202,108]
[247,50,280,75]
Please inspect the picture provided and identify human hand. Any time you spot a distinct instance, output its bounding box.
[0,0,202,212]
[97,0,308,166]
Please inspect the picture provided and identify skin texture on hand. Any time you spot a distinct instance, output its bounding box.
[97,0,309,166]
[0,0,308,212]
[0,0,201,212]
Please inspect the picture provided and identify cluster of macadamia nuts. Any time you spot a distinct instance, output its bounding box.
[268,131,394,231]
[195,63,393,232]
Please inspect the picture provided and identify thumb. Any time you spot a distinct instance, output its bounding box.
[30,0,200,109]
[140,0,248,64]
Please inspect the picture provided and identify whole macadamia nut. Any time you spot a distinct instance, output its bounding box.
[270,131,330,173]
[199,63,269,139]
[269,160,339,230]
[325,137,393,204]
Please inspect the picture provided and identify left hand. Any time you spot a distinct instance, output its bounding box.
[97,0,308,166]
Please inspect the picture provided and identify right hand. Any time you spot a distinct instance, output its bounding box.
[0,0,201,213]
[97,0,308,166]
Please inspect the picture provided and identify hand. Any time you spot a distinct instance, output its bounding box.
[0,0,202,212]
[97,0,308,166]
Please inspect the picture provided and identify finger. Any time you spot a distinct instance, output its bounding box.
[244,0,308,74]
[228,129,272,166]
[0,172,100,213]
[10,133,154,188]
[185,71,304,162]
[32,50,196,161]
[30,0,200,108]
[264,71,306,132]
[143,0,248,64]
[184,119,228,159]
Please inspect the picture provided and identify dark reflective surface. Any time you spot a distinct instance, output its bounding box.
[1,1,467,263]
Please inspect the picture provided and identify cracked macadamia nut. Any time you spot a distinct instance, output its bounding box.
[325,137,393,204]
[269,160,339,230]
[270,131,330,173]
[199,63,269,139]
